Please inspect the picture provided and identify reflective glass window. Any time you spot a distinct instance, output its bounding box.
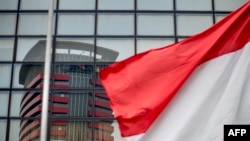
[137,38,175,53]
[21,0,50,10]
[215,14,227,23]
[0,0,18,10]
[9,120,21,141]
[0,64,12,88]
[10,92,23,116]
[137,0,173,10]
[55,38,95,62]
[97,14,134,35]
[59,0,95,10]
[177,14,213,36]
[52,91,93,117]
[176,0,212,11]
[137,14,174,35]
[0,14,16,35]
[0,38,14,61]
[0,92,9,116]
[52,65,94,89]
[98,0,134,10]
[12,64,44,88]
[96,38,134,62]
[58,14,95,35]
[10,119,40,141]
[18,14,49,35]
[215,0,247,11]
[11,91,43,117]
[0,120,7,141]
[16,38,46,62]
[92,121,122,140]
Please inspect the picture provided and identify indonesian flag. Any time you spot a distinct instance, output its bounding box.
[100,2,250,141]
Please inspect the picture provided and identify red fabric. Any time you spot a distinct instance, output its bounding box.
[99,2,250,137]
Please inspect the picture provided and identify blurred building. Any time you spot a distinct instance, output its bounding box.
[19,40,118,141]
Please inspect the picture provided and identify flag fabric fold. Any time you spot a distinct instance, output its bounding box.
[99,2,250,141]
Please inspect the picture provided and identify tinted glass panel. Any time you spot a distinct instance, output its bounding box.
[18,14,49,35]
[177,14,213,36]
[98,14,134,35]
[53,65,94,89]
[137,38,175,53]
[12,64,44,88]
[0,120,7,141]
[59,0,95,10]
[55,38,95,62]
[137,0,173,10]
[0,38,14,61]
[0,64,12,88]
[58,14,95,35]
[137,14,174,35]
[176,0,212,11]
[16,38,46,62]
[0,14,16,35]
[0,92,9,116]
[21,0,50,10]
[10,119,40,141]
[96,38,134,62]
[98,0,134,10]
[0,0,18,10]
[215,0,247,11]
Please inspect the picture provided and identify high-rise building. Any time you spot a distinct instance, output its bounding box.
[19,40,118,141]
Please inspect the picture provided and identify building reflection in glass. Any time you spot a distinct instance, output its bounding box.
[19,40,118,141]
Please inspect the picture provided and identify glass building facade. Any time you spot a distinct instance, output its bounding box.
[0,0,247,140]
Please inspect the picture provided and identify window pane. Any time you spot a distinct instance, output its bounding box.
[214,0,247,11]
[58,14,95,35]
[8,121,123,141]
[18,14,49,35]
[51,120,92,140]
[0,38,14,61]
[98,0,134,10]
[112,121,123,140]
[13,64,44,88]
[55,39,94,62]
[92,121,120,141]
[137,14,174,35]
[0,64,12,88]
[97,38,134,62]
[10,92,23,116]
[16,38,45,62]
[0,14,16,35]
[59,0,95,10]
[0,92,9,116]
[0,120,7,141]
[137,38,175,53]
[10,119,40,141]
[137,0,173,10]
[215,14,227,23]
[9,120,21,141]
[177,14,213,36]
[176,0,212,11]
[21,0,50,10]
[98,14,134,35]
[52,91,92,117]
[0,0,18,10]
[91,92,113,117]
[11,91,44,117]
[53,65,94,89]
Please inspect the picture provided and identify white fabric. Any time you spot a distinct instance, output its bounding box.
[124,42,250,141]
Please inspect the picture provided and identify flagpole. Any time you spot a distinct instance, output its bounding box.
[41,0,54,140]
